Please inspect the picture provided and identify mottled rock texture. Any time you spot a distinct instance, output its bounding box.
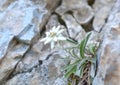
[93,0,120,85]
[0,0,120,85]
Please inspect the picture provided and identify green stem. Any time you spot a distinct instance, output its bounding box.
[67,38,78,44]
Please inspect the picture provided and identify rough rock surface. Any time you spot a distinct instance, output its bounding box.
[0,0,120,85]
[93,0,120,85]
[93,0,116,32]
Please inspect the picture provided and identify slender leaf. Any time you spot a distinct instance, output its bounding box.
[75,69,80,76]
[63,59,80,71]
[68,82,72,85]
[67,38,78,44]
[79,64,85,78]
[90,64,95,78]
[71,49,79,59]
[79,33,91,58]
[65,65,77,78]
[88,44,95,55]
[79,58,87,67]
[86,57,96,64]
[75,59,87,77]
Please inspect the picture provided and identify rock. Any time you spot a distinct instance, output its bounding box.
[55,0,88,16]
[46,0,61,12]
[0,29,14,60]
[16,24,38,44]
[0,0,61,45]
[5,72,34,85]
[9,28,68,85]
[62,14,86,42]
[14,49,39,74]
[0,0,49,44]
[46,14,61,30]
[0,41,29,84]
[0,0,120,85]
[93,0,116,32]
[0,0,61,84]
[93,25,120,85]
[5,53,67,85]
[73,3,94,24]
[93,0,120,85]
[56,0,94,24]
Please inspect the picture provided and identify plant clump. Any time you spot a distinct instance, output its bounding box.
[40,26,100,85]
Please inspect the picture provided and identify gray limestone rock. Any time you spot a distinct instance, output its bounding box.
[93,0,120,85]
[0,0,120,85]
[0,0,61,84]
[0,41,29,84]
[62,14,86,42]
[93,0,116,32]
[5,53,67,85]
[0,29,14,60]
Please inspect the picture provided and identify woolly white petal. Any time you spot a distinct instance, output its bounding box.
[51,26,56,32]
[40,38,47,42]
[50,41,55,49]
[45,32,50,36]
[57,29,65,34]
[57,36,66,40]
[44,38,52,44]
[56,26,60,32]
[53,37,58,41]
[40,25,67,49]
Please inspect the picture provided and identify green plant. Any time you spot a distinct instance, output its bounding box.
[40,26,99,85]
[63,33,98,85]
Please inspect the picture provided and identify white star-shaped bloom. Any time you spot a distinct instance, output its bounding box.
[40,26,66,49]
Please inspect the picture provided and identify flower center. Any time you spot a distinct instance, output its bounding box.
[50,32,56,37]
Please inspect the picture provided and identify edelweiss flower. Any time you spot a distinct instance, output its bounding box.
[40,26,66,49]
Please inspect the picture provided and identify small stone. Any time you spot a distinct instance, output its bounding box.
[62,14,86,42]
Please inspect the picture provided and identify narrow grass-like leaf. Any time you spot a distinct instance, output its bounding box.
[77,58,87,69]
[87,57,96,64]
[90,64,95,78]
[75,69,81,76]
[65,65,77,78]
[64,48,77,58]
[79,64,85,78]
[71,49,79,59]
[75,59,87,77]
[88,44,95,55]
[68,82,72,85]
[67,38,78,44]
[63,59,80,71]
[60,56,70,60]
[69,49,78,59]
[79,33,91,58]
